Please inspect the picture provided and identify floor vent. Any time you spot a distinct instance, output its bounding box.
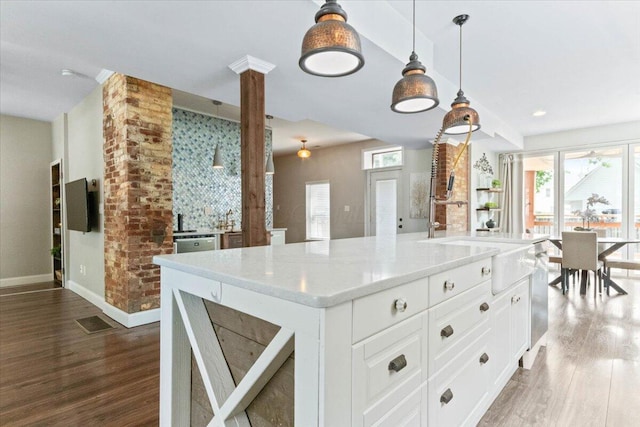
[75,316,115,334]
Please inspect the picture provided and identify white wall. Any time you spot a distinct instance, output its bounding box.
[0,115,53,284]
[524,120,640,152]
[63,86,105,297]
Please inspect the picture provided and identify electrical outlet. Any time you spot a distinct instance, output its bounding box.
[344,205,350,212]
[204,206,213,215]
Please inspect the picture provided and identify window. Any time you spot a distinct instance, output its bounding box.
[306,181,330,240]
[363,146,403,169]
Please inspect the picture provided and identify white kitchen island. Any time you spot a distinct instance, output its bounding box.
[154,232,547,427]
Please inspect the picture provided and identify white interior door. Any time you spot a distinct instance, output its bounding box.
[369,170,402,236]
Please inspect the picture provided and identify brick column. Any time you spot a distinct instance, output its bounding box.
[103,74,173,313]
[435,143,469,231]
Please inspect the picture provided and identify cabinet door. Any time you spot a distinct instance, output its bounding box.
[490,290,511,389]
[510,278,530,360]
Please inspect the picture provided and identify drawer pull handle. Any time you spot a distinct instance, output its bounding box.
[440,388,453,404]
[394,298,408,312]
[511,295,521,304]
[388,354,407,372]
[482,266,491,275]
[479,302,490,312]
[444,280,455,291]
[441,325,454,338]
[479,353,490,365]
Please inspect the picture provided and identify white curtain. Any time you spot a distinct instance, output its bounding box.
[499,154,524,233]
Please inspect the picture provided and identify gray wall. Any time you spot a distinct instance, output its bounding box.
[0,115,52,281]
[63,86,105,297]
[273,141,432,243]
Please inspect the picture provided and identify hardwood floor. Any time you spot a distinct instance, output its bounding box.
[0,287,159,426]
[0,276,638,426]
[480,275,640,427]
[0,281,61,296]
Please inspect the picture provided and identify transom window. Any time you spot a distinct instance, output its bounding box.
[363,146,403,170]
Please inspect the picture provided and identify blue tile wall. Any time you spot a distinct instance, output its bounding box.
[172,108,273,231]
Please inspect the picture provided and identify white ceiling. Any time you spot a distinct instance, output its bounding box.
[1,1,639,154]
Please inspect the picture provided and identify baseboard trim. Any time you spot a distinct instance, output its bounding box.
[0,273,52,288]
[102,303,161,328]
[67,280,160,328]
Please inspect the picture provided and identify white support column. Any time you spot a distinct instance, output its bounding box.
[159,272,191,427]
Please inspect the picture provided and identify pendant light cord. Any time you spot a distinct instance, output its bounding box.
[458,23,463,91]
[412,0,416,53]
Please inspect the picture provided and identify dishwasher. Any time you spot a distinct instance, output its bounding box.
[522,241,549,368]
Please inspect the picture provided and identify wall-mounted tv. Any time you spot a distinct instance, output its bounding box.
[65,178,93,232]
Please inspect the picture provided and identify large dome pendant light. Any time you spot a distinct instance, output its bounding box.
[442,14,481,135]
[391,0,439,113]
[299,0,364,77]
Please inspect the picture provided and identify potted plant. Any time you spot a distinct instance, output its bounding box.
[491,179,501,189]
[572,193,609,230]
[50,245,61,258]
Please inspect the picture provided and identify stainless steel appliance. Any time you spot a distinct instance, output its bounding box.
[174,234,220,253]
[530,242,549,349]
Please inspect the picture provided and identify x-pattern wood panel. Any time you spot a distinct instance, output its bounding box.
[173,289,294,426]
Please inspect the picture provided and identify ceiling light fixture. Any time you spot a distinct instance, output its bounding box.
[212,100,224,169]
[442,14,481,135]
[390,0,439,113]
[297,139,311,159]
[265,115,275,175]
[299,0,364,77]
[532,110,547,117]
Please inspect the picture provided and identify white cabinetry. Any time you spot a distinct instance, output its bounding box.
[510,278,530,360]
[352,258,500,427]
[490,277,531,392]
[270,229,286,245]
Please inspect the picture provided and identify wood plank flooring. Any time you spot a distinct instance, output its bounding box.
[0,288,159,426]
[0,281,60,296]
[480,275,640,427]
[1,276,638,426]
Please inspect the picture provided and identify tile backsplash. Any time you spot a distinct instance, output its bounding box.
[172,108,273,231]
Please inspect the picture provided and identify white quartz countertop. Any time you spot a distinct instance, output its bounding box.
[155,232,548,308]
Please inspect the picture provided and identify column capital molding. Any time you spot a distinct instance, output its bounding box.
[229,55,276,75]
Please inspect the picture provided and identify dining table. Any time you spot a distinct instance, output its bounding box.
[547,236,640,295]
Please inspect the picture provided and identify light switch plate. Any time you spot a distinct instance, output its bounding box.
[344,205,350,212]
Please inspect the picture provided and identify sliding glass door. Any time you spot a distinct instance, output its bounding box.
[562,147,623,237]
[523,154,556,235]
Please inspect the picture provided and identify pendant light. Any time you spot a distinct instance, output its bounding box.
[297,139,311,159]
[299,0,364,77]
[212,100,224,169]
[265,115,275,175]
[391,0,439,113]
[442,14,480,135]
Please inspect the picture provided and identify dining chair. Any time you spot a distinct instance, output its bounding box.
[561,231,604,296]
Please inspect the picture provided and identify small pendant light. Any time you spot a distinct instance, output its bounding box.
[299,0,364,77]
[297,139,311,159]
[391,0,439,113]
[265,115,275,175]
[442,15,481,135]
[212,100,224,168]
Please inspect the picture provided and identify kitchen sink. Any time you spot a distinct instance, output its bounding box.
[425,239,534,294]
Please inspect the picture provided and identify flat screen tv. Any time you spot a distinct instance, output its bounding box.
[65,178,92,232]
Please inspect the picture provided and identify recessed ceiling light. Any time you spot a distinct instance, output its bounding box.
[532,110,547,117]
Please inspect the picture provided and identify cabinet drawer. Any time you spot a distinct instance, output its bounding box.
[366,383,425,427]
[428,280,492,376]
[353,315,425,425]
[428,329,492,427]
[353,277,429,343]
[429,258,492,307]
